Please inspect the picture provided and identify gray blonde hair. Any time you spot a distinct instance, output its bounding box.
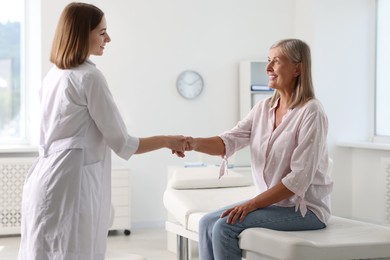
[269,39,315,108]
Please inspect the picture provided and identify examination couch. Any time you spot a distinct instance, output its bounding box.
[163,163,390,260]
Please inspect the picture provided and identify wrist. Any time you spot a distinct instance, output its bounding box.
[249,198,261,209]
[160,135,170,149]
[192,138,200,151]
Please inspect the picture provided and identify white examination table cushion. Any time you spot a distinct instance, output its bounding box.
[163,185,256,229]
[239,216,390,260]
[168,166,253,189]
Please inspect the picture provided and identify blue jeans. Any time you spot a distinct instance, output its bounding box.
[198,203,326,260]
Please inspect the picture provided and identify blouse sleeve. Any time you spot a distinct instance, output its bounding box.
[219,101,263,158]
[84,69,139,160]
[281,101,328,200]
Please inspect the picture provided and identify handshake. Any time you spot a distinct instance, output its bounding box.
[149,135,222,158]
[168,135,196,158]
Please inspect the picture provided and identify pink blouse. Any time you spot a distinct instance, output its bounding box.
[219,98,333,224]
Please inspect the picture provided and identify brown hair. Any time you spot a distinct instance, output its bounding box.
[269,39,316,108]
[50,2,104,69]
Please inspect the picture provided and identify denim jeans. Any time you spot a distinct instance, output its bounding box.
[198,203,326,260]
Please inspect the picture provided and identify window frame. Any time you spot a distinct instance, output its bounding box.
[374,0,390,143]
[0,1,26,145]
[0,0,41,147]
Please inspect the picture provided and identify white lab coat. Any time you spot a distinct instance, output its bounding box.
[18,60,139,260]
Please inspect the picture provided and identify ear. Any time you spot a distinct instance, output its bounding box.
[294,63,302,77]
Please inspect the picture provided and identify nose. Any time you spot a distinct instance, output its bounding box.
[105,33,111,43]
[266,61,273,73]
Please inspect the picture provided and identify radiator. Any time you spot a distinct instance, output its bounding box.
[382,157,390,226]
[0,157,35,235]
[0,158,130,236]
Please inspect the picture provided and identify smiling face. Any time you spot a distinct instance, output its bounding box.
[266,47,300,92]
[88,15,111,56]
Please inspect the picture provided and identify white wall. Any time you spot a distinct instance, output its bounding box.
[39,0,389,228]
[41,0,295,228]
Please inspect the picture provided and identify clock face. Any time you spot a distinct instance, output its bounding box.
[176,70,204,99]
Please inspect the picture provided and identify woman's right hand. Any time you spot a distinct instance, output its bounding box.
[165,135,187,153]
[184,136,196,151]
[171,150,185,158]
[171,136,194,157]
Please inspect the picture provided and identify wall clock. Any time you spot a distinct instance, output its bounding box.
[176,70,204,100]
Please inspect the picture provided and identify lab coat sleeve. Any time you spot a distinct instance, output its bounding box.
[83,69,139,160]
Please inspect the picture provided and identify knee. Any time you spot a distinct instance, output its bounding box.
[212,217,231,238]
[213,217,245,240]
[199,213,215,234]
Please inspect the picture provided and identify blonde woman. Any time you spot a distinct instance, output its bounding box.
[185,39,333,260]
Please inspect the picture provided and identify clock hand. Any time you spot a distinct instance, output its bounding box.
[189,78,201,85]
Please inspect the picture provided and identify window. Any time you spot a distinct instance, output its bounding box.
[0,0,25,144]
[0,0,40,147]
[375,0,390,138]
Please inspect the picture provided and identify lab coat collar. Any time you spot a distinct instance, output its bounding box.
[85,58,96,67]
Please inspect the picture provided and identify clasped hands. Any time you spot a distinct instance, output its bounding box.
[167,135,195,158]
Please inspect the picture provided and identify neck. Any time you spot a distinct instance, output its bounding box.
[277,91,292,109]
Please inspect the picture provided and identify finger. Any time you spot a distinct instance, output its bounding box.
[220,208,233,218]
[187,145,192,151]
[185,141,191,151]
[224,206,239,218]
[227,212,235,224]
[230,210,242,224]
[226,208,238,224]
[182,140,187,152]
[227,210,240,224]
[177,152,185,158]
[174,143,183,153]
[239,211,247,222]
[173,151,185,158]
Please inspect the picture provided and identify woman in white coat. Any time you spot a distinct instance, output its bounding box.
[17,3,186,260]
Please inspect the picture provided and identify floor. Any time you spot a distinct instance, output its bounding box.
[0,228,176,260]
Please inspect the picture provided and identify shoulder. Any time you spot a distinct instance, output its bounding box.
[65,62,107,89]
[298,99,328,127]
[301,99,326,114]
[73,62,104,80]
